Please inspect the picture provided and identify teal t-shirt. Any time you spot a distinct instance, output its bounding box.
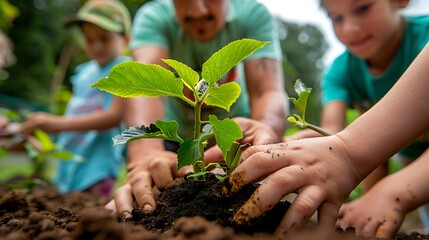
[322,16,429,159]
[131,0,282,137]
[55,57,130,194]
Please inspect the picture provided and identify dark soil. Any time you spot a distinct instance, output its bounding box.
[0,176,428,240]
[130,173,290,234]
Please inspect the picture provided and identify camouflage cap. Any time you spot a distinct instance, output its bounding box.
[65,0,131,36]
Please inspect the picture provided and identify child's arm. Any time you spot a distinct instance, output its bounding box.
[228,43,429,237]
[20,96,124,134]
[338,148,429,239]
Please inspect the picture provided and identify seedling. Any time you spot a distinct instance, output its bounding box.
[287,79,331,136]
[6,129,82,192]
[24,129,83,178]
[0,147,7,157]
[92,39,266,180]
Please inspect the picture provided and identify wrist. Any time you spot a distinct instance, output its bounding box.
[127,139,164,165]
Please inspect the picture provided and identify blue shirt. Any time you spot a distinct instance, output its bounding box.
[54,57,129,193]
[322,16,429,159]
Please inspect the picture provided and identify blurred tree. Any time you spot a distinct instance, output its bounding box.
[0,0,327,123]
[0,0,150,112]
[0,0,19,31]
[276,18,328,125]
[0,0,78,108]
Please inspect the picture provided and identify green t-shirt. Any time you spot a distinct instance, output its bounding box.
[131,0,282,137]
[322,15,429,159]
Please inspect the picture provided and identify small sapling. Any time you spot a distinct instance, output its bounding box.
[92,38,267,180]
[287,79,331,136]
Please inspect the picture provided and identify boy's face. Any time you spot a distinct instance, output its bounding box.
[173,0,229,42]
[323,0,408,60]
[81,22,128,66]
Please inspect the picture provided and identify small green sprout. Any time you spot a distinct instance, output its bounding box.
[0,147,7,157]
[287,79,331,136]
[24,129,83,179]
[92,38,267,180]
[5,129,82,193]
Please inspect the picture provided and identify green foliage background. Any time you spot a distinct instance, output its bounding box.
[0,1,328,125]
[0,0,150,112]
[277,19,328,126]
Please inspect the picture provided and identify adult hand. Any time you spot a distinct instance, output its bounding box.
[106,149,190,220]
[338,177,409,238]
[228,136,361,238]
[204,117,279,163]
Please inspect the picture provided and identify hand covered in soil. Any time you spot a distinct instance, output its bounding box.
[106,149,190,220]
[338,150,429,239]
[20,112,61,134]
[228,136,360,238]
[338,185,406,239]
[205,117,279,163]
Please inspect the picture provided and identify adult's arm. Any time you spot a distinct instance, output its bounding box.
[126,45,170,164]
[244,58,287,141]
[108,45,191,219]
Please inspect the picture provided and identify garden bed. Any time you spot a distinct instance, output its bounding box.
[1,176,427,240]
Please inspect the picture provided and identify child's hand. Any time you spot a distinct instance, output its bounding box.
[20,112,60,134]
[228,135,360,239]
[338,175,411,238]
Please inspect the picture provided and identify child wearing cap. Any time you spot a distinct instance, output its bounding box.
[19,0,131,198]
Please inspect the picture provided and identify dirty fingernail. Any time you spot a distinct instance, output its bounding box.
[121,211,132,221]
[143,204,153,214]
[233,208,250,225]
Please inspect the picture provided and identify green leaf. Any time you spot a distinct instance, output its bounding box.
[24,143,38,159]
[289,79,312,122]
[287,116,297,124]
[34,129,54,152]
[202,39,268,86]
[155,120,184,143]
[92,62,184,98]
[208,115,243,158]
[163,59,200,92]
[186,171,209,179]
[113,126,161,145]
[0,148,7,157]
[198,124,213,144]
[204,82,241,111]
[225,142,251,176]
[49,150,74,161]
[177,138,199,170]
[113,121,183,145]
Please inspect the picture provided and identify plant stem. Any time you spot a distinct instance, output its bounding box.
[194,102,202,140]
[306,123,331,136]
[193,101,205,180]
